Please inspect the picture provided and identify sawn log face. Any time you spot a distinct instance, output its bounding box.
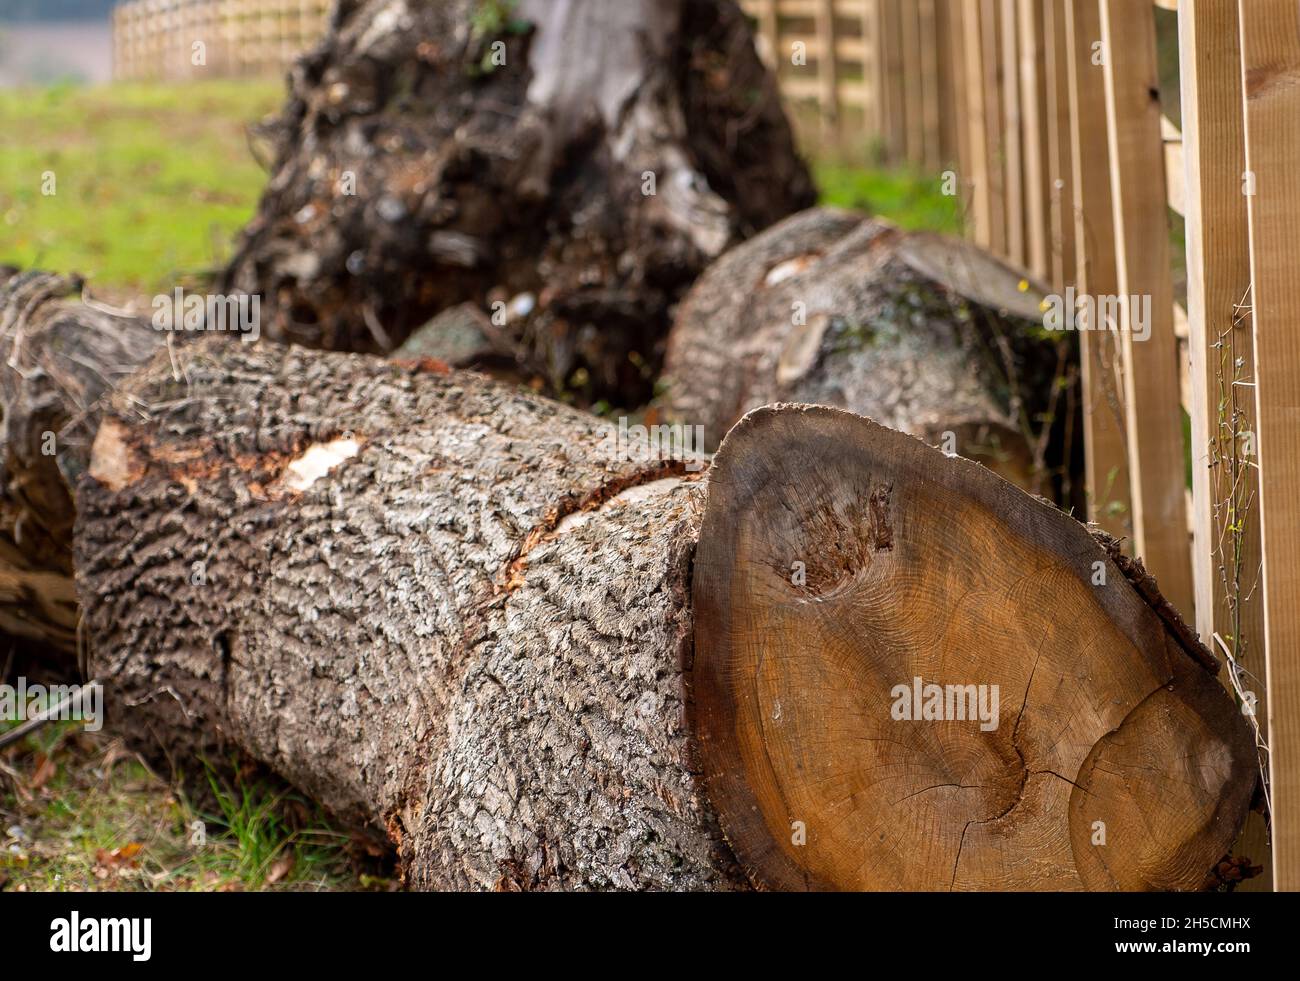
[692,405,1256,891]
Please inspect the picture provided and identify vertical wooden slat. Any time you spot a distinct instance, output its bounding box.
[878,0,908,162]
[918,0,942,171]
[279,0,291,71]
[1017,0,1051,279]
[1045,0,1077,291]
[999,0,1025,267]
[1099,0,1195,617]
[1238,0,1300,892]
[934,0,960,166]
[861,0,882,135]
[948,0,972,176]
[962,0,995,248]
[758,0,781,66]
[981,0,1008,257]
[1066,0,1132,539]
[816,0,841,142]
[900,0,925,165]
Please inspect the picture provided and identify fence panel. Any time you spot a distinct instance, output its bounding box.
[1239,0,1300,892]
[1179,0,1271,894]
[106,0,1297,891]
[112,0,331,81]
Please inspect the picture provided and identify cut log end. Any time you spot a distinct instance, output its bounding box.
[691,405,1256,891]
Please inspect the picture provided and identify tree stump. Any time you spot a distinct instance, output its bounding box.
[222,0,815,406]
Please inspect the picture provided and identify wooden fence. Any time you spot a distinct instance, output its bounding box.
[743,0,1297,891]
[112,0,330,81]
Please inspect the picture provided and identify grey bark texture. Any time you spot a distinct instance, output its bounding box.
[661,208,1077,499]
[222,0,815,407]
[74,334,746,890]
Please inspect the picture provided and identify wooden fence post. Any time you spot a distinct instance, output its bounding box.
[1238,0,1300,892]
[1099,0,1195,617]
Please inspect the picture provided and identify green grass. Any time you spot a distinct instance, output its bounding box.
[0,79,283,297]
[2,725,383,892]
[194,760,356,890]
[815,161,964,234]
[0,79,962,297]
[2,689,376,892]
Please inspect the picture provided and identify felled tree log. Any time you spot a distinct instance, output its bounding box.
[662,208,1078,500]
[0,276,1257,889]
[222,0,814,406]
[0,271,160,659]
[55,333,1253,890]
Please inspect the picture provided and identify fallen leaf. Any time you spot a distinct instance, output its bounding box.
[265,854,295,885]
[95,842,143,869]
[30,754,56,790]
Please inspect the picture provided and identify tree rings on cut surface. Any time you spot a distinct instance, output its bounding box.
[691,405,1255,891]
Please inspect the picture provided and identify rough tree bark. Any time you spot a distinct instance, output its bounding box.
[2,282,1257,890]
[0,270,161,661]
[222,0,815,406]
[661,208,1077,499]
[77,336,738,890]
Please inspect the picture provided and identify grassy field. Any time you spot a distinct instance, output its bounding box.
[0,79,961,298]
[815,162,962,234]
[1,79,958,892]
[0,79,282,297]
